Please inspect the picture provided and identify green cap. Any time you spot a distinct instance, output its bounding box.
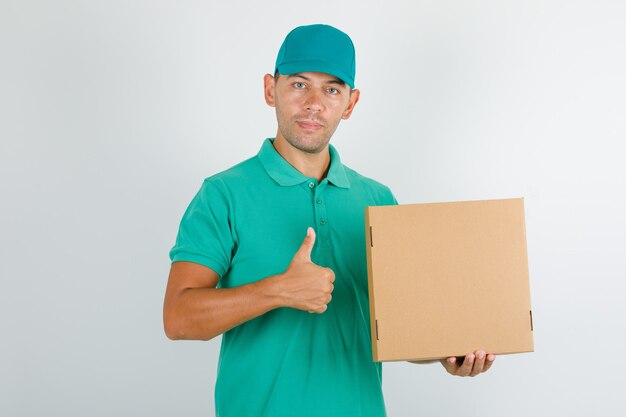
[275,24,356,89]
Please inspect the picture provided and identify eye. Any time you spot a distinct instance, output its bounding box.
[293,82,306,89]
[327,87,339,95]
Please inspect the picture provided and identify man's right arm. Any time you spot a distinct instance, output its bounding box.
[163,227,334,341]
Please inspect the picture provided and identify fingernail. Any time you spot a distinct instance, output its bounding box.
[477,351,485,360]
[447,357,456,364]
[468,354,475,363]
[487,354,495,361]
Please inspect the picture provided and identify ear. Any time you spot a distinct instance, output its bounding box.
[341,89,360,120]
[264,73,276,107]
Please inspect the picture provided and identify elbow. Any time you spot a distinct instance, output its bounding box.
[163,294,193,340]
[164,323,181,341]
[163,308,185,340]
[163,309,217,341]
[163,322,178,341]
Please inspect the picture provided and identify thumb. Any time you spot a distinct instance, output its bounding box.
[293,227,316,262]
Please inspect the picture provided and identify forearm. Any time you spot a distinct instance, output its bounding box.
[164,230,333,341]
[164,275,283,341]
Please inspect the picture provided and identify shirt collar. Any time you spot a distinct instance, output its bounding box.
[257,138,351,189]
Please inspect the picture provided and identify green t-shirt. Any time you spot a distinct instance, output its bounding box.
[170,138,397,417]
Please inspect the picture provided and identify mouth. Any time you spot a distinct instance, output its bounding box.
[296,120,323,130]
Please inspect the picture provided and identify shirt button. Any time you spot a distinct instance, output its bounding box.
[320,219,327,226]
[308,182,315,189]
[316,198,322,204]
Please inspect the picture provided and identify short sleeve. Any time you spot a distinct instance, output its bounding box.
[388,187,399,205]
[380,184,398,206]
[169,179,235,278]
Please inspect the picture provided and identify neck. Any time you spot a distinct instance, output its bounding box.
[272,136,331,182]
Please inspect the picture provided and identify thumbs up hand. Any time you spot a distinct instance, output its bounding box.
[276,227,335,313]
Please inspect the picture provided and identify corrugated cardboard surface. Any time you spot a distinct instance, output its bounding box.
[365,198,533,362]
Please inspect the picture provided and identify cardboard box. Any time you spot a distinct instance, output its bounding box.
[365,198,533,362]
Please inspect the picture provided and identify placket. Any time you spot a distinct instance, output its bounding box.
[304,178,332,249]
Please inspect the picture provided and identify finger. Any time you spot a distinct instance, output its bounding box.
[308,301,328,314]
[458,353,474,377]
[482,353,496,373]
[326,267,336,283]
[470,351,486,377]
[441,356,461,375]
[315,304,328,314]
[293,227,316,262]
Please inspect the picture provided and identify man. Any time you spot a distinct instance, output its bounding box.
[164,24,495,416]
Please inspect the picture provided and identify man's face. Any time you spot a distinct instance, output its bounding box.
[264,72,360,154]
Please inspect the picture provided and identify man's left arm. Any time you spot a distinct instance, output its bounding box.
[408,350,496,377]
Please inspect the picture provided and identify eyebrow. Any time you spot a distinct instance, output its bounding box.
[287,73,346,87]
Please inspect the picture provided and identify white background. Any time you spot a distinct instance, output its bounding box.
[1,1,625,416]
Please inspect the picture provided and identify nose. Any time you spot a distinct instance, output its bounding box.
[304,90,323,113]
